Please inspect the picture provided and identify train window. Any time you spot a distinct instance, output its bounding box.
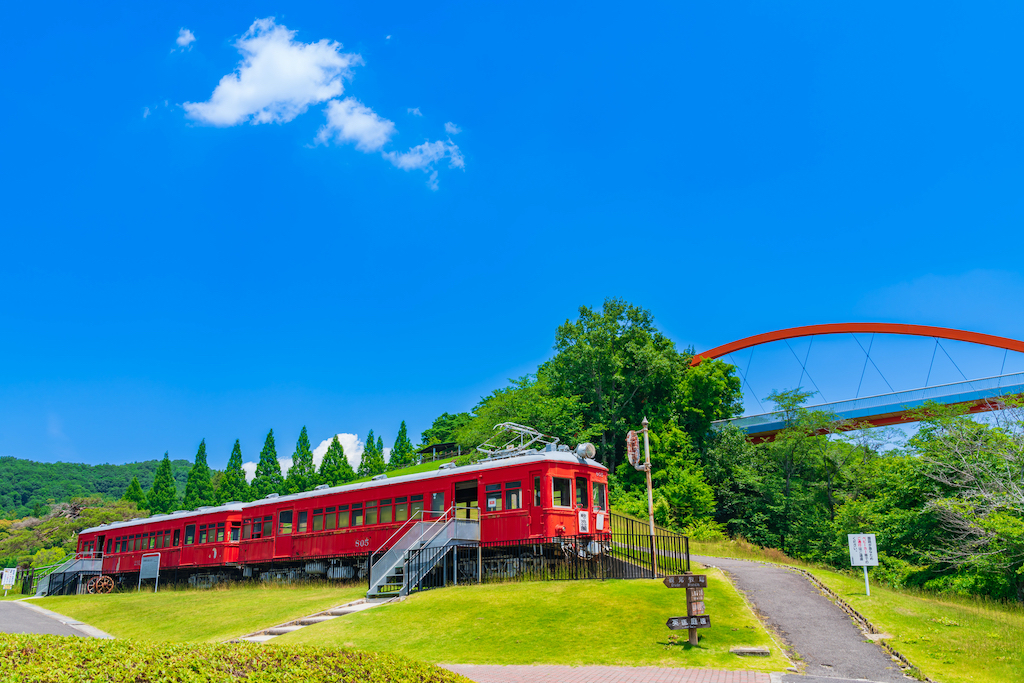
[173,529,180,546]
[253,519,263,539]
[365,501,378,525]
[277,510,293,535]
[297,511,308,533]
[534,477,541,506]
[505,484,523,511]
[325,507,337,530]
[552,478,571,507]
[395,496,408,522]
[242,520,252,540]
[231,522,241,542]
[430,492,445,516]
[352,503,364,526]
[338,505,350,528]
[312,508,324,532]
[380,499,393,524]
[155,533,163,549]
[576,477,588,508]
[593,482,607,510]
[216,523,226,542]
[106,539,112,554]
[264,516,273,536]
[486,487,502,512]
[185,525,195,545]
[199,525,208,544]
[410,495,424,521]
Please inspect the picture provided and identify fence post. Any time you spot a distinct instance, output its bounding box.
[649,534,656,579]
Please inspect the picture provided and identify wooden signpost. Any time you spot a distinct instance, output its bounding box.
[664,574,709,645]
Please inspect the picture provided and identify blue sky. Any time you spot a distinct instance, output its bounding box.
[4,2,1024,471]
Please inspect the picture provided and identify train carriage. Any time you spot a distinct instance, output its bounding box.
[76,439,610,587]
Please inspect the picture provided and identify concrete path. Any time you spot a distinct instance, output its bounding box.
[692,556,907,682]
[443,665,771,683]
[0,601,113,638]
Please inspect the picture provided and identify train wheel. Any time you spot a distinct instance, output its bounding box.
[91,576,114,594]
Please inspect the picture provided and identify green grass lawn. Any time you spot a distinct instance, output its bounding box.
[34,581,367,642]
[274,572,790,671]
[350,458,456,484]
[808,568,1024,683]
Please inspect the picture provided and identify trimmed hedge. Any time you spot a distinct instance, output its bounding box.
[0,634,469,683]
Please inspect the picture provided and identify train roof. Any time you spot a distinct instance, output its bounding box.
[80,451,606,536]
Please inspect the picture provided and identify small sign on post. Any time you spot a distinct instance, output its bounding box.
[847,533,878,596]
[664,575,709,645]
[1,568,16,597]
[138,553,161,593]
[663,574,707,589]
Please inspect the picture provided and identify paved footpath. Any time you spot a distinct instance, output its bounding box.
[0,600,113,638]
[443,665,771,683]
[692,555,907,682]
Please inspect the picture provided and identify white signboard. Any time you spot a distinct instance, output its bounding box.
[139,553,161,580]
[1,568,16,590]
[596,513,605,531]
[848,534,878,567]
[578,510,590,534]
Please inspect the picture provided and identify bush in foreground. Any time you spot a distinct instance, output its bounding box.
[0,634,469,683]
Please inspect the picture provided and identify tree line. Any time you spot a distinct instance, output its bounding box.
[122,423,420,514]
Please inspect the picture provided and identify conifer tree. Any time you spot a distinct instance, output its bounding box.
[357,429,387,477]
[121,476,148,510]
[217,439,250,503]
[286,426,316,494]
[147,452,179,514]
[182,439,217,509]
[388,421,415,470]
[251,429,285,499]
[318,435,356,486]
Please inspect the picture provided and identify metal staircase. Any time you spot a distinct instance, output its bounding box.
[34,553,103,597]
[367,507,479,599]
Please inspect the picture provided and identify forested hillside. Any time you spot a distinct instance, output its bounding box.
[0,457,192,518]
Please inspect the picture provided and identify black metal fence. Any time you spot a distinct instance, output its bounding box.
[44,571,102,596]
[397,517,690,595]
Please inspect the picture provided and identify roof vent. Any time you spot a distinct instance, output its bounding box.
[196,506,214,511]
[224,501,244,505]
[173,510,188,514]
[264,493,280,499]
[314,484,329,490]
[438,462,457,470]
[371,474,388,481]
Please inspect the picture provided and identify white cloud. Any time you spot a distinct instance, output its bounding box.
[385,139,464,171]
[242,461,257,482]
[183,18,360,126]
[444,121,461,135]
[384,139,464,189]
[142,107,151,118]
[407,107,422,116]
[176,28,196,49]
[386,35,392,40]
[316,98,395,152]
[313,433,365,470]
[383,447,392,463]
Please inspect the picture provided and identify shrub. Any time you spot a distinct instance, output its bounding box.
[0,634,470,683]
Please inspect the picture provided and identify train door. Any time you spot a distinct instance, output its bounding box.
[96,534,106,558]
[180,524,196,565]
[529,470,543,536]
[454,480,478,520]
[274,509,294,558]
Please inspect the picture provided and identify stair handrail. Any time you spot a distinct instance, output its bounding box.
[370,509,427,574]
[367,505,457,593]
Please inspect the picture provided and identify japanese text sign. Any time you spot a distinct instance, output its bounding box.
[847,534,878,567]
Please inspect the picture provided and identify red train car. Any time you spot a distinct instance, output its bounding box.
[77,444,608,585]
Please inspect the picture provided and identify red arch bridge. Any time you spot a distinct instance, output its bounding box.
[691,323,1024,442]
